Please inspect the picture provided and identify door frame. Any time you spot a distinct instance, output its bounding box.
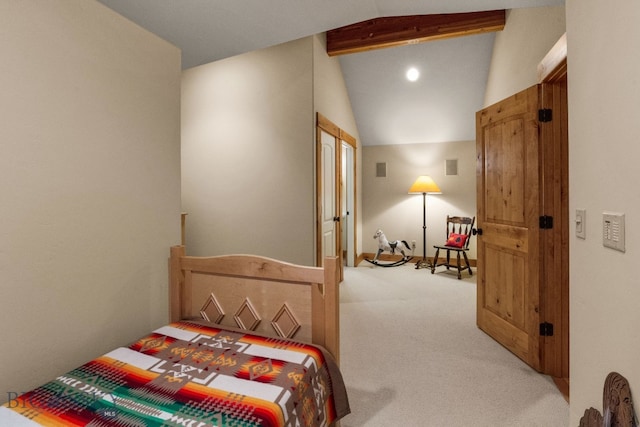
[341,141,356,267]
[537,33,569,397]
[316,113,357,276]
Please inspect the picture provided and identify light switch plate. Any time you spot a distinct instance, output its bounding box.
[576,209,586,239]
[603,212,625,252]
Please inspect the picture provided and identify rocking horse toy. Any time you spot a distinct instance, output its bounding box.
[365,229,414,267]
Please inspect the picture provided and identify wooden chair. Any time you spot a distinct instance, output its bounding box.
[431,216,475,279]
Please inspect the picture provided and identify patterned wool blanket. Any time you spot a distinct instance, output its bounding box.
[1,321,350,426]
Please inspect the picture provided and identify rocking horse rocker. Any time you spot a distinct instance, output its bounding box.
[365,229,414,267]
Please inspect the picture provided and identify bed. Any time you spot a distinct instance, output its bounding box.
[1,245,350,426]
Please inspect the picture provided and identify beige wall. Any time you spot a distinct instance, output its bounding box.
[312,34,361,141]
[484,6,566,107]
[182,37,315,264]
[362,141,477,259]
[182,35,360,265]
[566,0,640,423]
[0,0,181,399]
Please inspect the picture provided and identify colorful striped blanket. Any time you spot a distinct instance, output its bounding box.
[1,321,349,426]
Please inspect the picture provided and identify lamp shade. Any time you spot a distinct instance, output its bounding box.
[408,175,441,194]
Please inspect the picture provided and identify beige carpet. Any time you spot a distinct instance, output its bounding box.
[338,262,569,427]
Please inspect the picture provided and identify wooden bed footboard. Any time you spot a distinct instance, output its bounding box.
[169,245,341,361]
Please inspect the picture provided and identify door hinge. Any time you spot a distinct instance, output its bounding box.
[539,215,554,229]
[540,322,554,337]
[539,108,552,122]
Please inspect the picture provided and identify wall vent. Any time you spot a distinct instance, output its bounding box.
[376,162,387,178]
[445,159,458,176]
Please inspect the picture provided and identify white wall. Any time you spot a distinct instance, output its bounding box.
[362,141,477,259]
[0,0,181,399]
[566,0,640,423]
[484,6,566,107]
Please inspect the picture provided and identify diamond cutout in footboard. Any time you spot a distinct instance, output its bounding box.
[200,293,225,324]
[271,303,301,339]
[234,298,261,331]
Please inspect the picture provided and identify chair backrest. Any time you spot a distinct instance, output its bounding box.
[445,216,475,250]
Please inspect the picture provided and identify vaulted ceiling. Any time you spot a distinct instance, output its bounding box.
[96,0,565,145]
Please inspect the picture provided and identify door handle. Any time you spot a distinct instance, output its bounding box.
[473,228,483,236]
[333,216,340,222]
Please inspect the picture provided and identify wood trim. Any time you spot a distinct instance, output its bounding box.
[315,120,323,266]
[321,256,340,362]
[340,129,356,148]
[318,112,356,147]
[351,149,357,265]
[537,34,569,387]
[339,129,357,268]
[538,33,567,83]
[180,255,324,283]
[317,112,340,138]
[326,11,506,56]
[180,212,188,246]
[539,80,569,381]
[553,376,569,402]
[169,245,186,322]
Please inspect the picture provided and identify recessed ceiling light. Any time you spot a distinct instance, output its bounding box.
[406,67,420,82]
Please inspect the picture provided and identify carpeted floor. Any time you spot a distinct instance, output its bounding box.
[338,262,569,427]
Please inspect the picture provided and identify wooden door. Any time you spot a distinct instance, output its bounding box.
[476,84,557,372]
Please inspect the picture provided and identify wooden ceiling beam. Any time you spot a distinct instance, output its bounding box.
[326,10,506,56]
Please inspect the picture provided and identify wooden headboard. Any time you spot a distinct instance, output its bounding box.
[168,245,341,361]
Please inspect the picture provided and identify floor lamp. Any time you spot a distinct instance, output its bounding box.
[409,176,441,269]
